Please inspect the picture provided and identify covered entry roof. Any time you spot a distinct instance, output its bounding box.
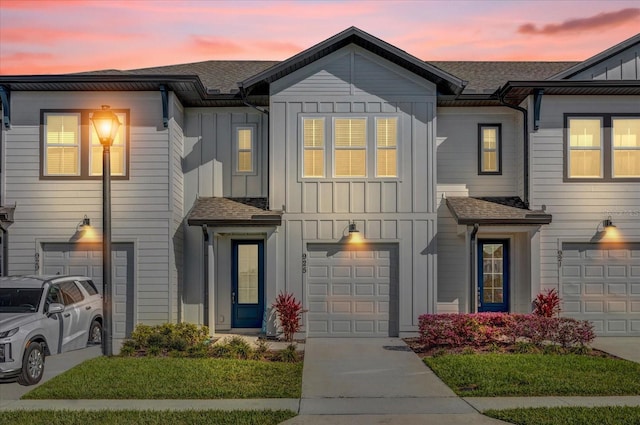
[447,197,552,225]
[187,197,282,227]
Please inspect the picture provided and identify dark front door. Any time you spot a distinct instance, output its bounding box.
[232,240,264,328]
[478,240,509,312]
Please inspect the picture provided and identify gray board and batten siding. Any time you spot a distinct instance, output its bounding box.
[270,45,438,336]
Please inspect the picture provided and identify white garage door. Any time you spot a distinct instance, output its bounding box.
[561,242,640,335]
[41,242,135,343]
[306,244,398,337]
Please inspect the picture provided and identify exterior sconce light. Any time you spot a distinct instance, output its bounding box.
[348,222,363,244]
[602,216,615,229]
[77,215,91,232]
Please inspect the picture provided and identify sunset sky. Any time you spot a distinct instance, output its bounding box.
[1,0,639,75]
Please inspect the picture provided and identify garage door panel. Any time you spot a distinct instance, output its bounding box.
[306,243,398,337]
[561,242,640,336]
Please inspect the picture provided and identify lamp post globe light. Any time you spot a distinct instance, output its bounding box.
[90,105,120,356]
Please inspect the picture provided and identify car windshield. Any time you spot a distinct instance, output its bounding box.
[0,288,43,313]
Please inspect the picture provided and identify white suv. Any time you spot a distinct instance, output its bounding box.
[0,275,103,385]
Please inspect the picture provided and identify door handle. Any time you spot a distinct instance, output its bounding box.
[85,306,92,310]
[63,313,70,318]
[232,292,236,304]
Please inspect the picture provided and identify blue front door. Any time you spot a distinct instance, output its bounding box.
[232,240,264,328]
[478,240,509,312]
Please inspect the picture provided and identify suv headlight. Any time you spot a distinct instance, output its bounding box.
[0,327,19,338]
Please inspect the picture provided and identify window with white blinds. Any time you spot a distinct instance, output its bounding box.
[236,127,254,173]
[90,112,127,176]
[376,117,397,177]
[44,113,80,175]
[303,118,325,177]
[478,124,501,175]
[41,109,129,179]
[334,118,366,177]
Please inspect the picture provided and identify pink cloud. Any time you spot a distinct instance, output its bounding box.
[518,8,640,35]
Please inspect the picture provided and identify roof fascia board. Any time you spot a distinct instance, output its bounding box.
[549,33,640,80]
[497,79,640,98]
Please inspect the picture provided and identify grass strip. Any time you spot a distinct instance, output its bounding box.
[485,406,640,425]
[0,409,296,425]
[424,353,640,397]
[23,357,303,399]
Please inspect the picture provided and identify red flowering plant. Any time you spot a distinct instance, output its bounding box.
[272,291,306,342]
[533,288,561,317]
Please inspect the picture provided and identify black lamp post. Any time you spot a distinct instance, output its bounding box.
[90,105,120,356]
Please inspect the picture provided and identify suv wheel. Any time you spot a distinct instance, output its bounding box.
[17,342,45,386]
[88,320,102,345]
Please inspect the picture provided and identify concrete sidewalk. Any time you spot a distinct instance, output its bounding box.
[282,338,510,424]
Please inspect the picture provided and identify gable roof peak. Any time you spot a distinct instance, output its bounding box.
[549,32,640,80]
[239,26,466,96]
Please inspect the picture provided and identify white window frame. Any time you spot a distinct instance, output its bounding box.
[234,124,257,175]
[89,112,127,177]
[611,116,640,178]
[333,117,368,178]
[43,112,81,176]
[375,117,398,178]
[302,117,326,178]
[567,117,604,179]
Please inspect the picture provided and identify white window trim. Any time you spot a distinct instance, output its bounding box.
[301,117,326,178]
[43,112,81,176]
[332,117,368,178]
[233,124,258,175]
[611,116,640,178]
[89,112,127,177]
[567,117,604,179]
[375,116,399,178]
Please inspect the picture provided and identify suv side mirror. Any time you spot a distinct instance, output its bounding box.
[47,303,64,315]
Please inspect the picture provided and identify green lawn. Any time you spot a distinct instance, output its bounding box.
[485,406,640,425]
[424,353,640,397]
[0,410,296,425]
[23,357,303,399]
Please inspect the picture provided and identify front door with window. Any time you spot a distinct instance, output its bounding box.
[478,240,509,312]
[232,241,264,328]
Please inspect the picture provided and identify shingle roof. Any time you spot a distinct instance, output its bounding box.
[187,197,282,226]
[431,61,578,93]
[446,197,552,225]
[78,61,278,95]
[79,60,575,96]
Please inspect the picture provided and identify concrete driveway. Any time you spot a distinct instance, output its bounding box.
[592,337,640,363]
[0,345,101,403]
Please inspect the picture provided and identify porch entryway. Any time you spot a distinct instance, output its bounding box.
[478,239,509,312]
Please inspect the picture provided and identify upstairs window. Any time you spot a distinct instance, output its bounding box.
[565,114,639,181]
[334,118,366,177]
[567,118,602,178]
[303,118,325,177]
[235,126,255,173]
[44,113,81,176]
[376,118,397,177]
[478,124,501,175]
[41,109,129,180]
[90,112,127,176]
[612,118,640,178]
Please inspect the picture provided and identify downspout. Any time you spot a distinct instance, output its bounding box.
[469,223,479,312]
[497,94,530,208]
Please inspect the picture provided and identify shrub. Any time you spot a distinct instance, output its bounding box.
[278,344,299,362]
[252,339,271,361]
[121,323,210,356]
[272,291,306,342]
[533,288,561,317]
[418,313,595,349]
